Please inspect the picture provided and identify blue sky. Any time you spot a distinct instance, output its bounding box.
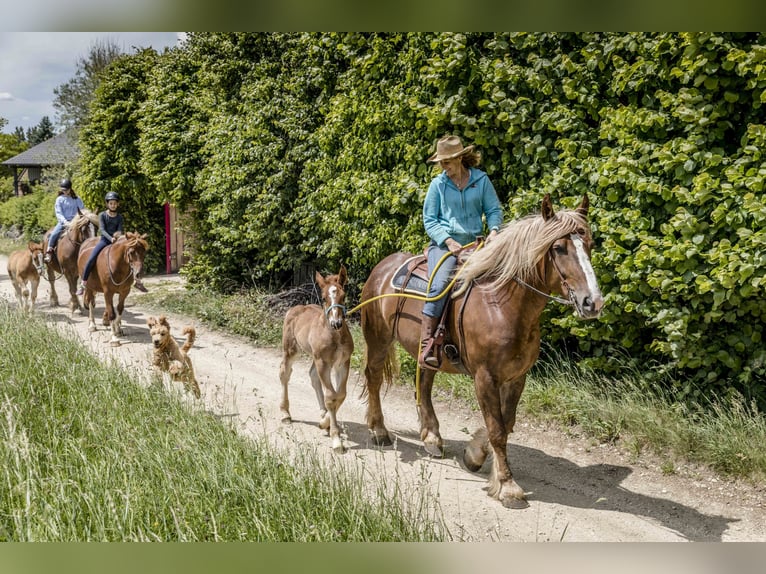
[0,32,181,134]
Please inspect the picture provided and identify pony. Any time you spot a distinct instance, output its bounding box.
[43,209,99,313]
[7,241,45,313]
[360,194,604,508]
[279,266,354,453]
[77,232,149,346]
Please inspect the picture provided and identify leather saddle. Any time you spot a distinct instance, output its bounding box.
[389,244,482,375]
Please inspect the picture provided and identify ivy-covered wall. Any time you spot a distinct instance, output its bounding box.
[75,32,766,406]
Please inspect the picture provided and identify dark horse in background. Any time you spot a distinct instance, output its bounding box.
[42,209,99,314]
[77,232,149,347]
[360,194,603,509]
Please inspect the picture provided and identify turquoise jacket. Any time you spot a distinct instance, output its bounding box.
[423,167,503,247]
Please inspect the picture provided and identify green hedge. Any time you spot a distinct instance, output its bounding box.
[70,32,766,408]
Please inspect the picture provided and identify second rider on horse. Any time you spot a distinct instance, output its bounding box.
[78,191,148,295]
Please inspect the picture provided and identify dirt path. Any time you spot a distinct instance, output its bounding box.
[3,258,765,541]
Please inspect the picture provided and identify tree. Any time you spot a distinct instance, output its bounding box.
[12,127,26,143]
[52,38,123,130]
[25,116,55,146]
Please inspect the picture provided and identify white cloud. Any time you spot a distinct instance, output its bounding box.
[0,32,180,133]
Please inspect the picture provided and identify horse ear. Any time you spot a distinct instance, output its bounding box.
[147,316,156,326]
[576,194,590,218]
[541,194,555,221]
[315,271,325,288]
[338,265,348,286]
[28,241,37,251]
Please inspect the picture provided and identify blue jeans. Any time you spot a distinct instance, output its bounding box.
[81,237,110,281]
[422,244,457,318]
[48,221,65,249]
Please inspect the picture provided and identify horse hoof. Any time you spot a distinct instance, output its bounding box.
[110,340,121,347]
[281,416,292,424]
[370,430,392,447]
[332,440,346,454]
[424,442,444,458]
[88,325,97,333]
[501,497,529,510]
[463,444,488,472]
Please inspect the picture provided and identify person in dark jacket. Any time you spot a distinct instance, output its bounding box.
[77,191,148,295]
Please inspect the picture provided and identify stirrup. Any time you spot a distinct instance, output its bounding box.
[419,339,441,370]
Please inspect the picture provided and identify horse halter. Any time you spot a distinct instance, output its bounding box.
[31,251,45,276]
[324,303,347,317]
[322,283,347,330]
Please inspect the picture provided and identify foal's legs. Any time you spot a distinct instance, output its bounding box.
[278,347,296,423]
[30,278,39,313]
[314,357,347,454]
[416,369,443,457]
[309,362,329,428]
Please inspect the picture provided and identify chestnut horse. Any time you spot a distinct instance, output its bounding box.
[77,232,149,346]
[43,209,99,313]
[360,194,603,508]
[7,241,45,313]
[279,266,354,453]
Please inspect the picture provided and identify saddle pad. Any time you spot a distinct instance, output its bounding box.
[390,255,430,295]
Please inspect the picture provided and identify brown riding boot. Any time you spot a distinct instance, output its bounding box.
[419,315,441,370]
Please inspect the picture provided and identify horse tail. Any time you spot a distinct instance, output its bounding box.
[381,344,399,388]
[181,326,196,352]
[358,340,399,400]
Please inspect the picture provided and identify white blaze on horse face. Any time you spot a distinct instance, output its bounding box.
[327,285,343,327]
[571,234,603,302]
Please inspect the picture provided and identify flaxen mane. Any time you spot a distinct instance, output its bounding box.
[454,208,589,296]
[66,209,99,232]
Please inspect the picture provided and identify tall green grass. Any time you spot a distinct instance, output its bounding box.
[524,347,766,481]
[0,303,443,541]
[137,283,766,483]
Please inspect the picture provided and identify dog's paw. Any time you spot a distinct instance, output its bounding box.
[169,360,184,375]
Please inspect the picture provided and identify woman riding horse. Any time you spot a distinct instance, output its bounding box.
[360,194,603,509]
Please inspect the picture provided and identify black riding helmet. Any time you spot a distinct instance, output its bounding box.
[60,178,72,189]
[105,191,120,202]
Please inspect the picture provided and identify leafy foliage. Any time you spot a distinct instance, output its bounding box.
[68,32,766,408]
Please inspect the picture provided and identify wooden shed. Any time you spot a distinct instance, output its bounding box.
[1,130,79,195]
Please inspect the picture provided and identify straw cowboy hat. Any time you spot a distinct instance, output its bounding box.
[427,135,475,163]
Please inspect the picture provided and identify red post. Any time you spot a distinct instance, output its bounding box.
[164,202,171,274]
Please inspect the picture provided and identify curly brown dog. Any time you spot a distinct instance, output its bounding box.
[146,314,201,398]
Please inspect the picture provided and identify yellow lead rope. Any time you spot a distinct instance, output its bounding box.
[347,239,485,406]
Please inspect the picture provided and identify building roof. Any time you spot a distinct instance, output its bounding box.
[1,130,79,167]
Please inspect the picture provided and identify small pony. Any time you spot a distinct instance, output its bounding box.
[279,265,354,453]
[146,314,201,399]
[7,241,45,313]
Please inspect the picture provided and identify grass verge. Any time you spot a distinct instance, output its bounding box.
[0,303,444,541]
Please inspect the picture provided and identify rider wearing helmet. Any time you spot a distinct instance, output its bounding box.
[78,191,148,294]
[45,178,85,262]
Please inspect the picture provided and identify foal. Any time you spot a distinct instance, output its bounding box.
[279,266,353,453]
[7,241,45,313]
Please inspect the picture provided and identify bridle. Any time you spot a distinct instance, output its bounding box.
[107,240,143,286]
[512,232,584,307]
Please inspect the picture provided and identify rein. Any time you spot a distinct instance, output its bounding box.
[106,242,137,286]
